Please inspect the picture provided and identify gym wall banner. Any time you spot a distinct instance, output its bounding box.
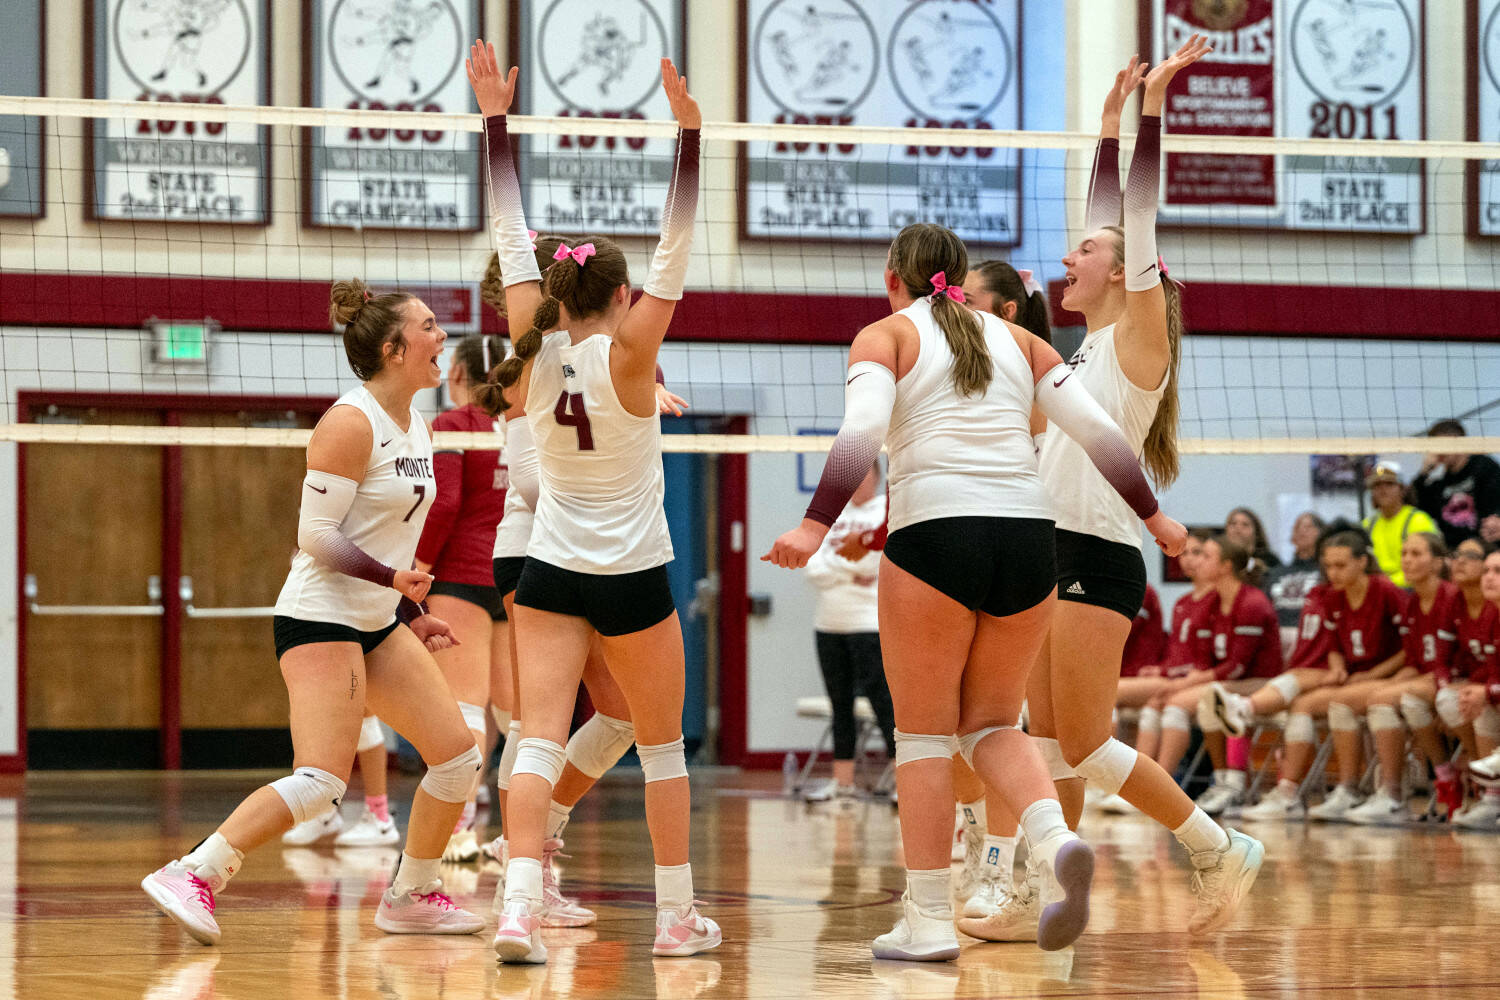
[0,1,44,219]
[304,0,482,231]
[88,0,271,224]
[740,0,1023,247]
[512,0,686,236]
[1470,0,1500,237]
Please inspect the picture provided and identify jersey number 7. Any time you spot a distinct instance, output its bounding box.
[554,391,595,451]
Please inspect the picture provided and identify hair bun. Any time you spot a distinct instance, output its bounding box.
[329,278,371,328]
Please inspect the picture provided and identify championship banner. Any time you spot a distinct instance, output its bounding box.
[513,0,685,235]
[742,0,1023,246]
[1145,0,1425,233]
[0,1,44,219]
[1472,0,1500,236]
[88,0,271,224]
[305,0,482,231]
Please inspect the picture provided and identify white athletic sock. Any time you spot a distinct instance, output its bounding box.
[1224,770,1247,791]
[505,857,543,907]
[1276,778,1299,798]
[655,862,694,911]
[546,800,573,840]
[1211,769,1228,786]
[390,853,442,897]
[960,798,986,836]
[906,868,952,914]
[983,834,1018,881]
[1173,808,1230,856]
[181,832,244,893]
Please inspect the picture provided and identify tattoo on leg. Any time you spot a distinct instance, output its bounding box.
[350,671,358,700]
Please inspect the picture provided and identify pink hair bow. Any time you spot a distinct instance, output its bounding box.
[554,242,596,266]
[929,271,966,303]
[1016,268,1045,297]
[527,229,538,251]
[1157,255,1169,278]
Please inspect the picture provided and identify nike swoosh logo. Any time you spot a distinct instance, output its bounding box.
[308,484,328,494]
[1139,264,1158,276]
[380,439,393,447]
[847,372,868,386]
[1052,373,1071,388]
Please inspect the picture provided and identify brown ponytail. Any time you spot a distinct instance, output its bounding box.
[887,223,992,397]
[1104,225,1183,488]
[329,278,415,381]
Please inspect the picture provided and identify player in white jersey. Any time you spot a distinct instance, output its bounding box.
[466,44,718,964]
[984,41,1263,939]
[141,280,486,945]
[477,241,683,930]
[765,222,1187,961]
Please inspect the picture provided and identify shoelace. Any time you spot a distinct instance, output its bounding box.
[414,890,459,911]
[185,872,215,913]
[541,843,579,905]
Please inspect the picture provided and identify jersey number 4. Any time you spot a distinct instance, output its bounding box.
[554,391,595,451]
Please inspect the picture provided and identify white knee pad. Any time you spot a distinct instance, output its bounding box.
[1137,706,1162,735]
[419,743,483,803]
[1285,712,1316,744]
[495,720,524,790]
[1436,686,1465,729]
[1327,701,1361,733]
[956,725,1016,769]
[1033,736,1076,781]
[1399,692,1434,729]
[491,705,512,731]
[356,715,385,753]
[1073,738,1138,796]
[894,730,957,768]
[457,701,488,734]
[1269,673,1302,703]
[637,737,689,783]
[1477,707,1500,743]
[566,712,636,779]
[511,737,568,788]
[1367,704,1403,733]
[1161,705,1193,733]
[271,766,347,826]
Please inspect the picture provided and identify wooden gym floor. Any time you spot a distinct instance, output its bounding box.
[4,768,1499,999]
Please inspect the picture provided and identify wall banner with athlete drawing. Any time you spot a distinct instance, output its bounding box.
[1471,0,1500,236]
[513,0,685,236]
[305,0,482,230]
[741,0,1022,246]
[1144,0,1425,233]
[88,0,271,223]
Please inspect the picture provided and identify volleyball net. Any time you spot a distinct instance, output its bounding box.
[1,98,1498,461]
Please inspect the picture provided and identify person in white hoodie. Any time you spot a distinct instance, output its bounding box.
[803,461,896,801]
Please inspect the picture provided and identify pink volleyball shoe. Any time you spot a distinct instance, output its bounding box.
[374,884,484,935]
[653,903,722,957]
[142,862,221,946]
[493,900,548,964]
[539,838,596,928]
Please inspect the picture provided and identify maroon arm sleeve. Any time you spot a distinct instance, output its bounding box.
[396,596,429,624]
[1084,137,1122,233]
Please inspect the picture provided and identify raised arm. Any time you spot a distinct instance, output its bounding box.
[300,406,432,603]
[1116,36,1210,373]
[1084,56,1145,233]
[1022,332,1185,556]
[612,59,701,383]
[468,42,544,348]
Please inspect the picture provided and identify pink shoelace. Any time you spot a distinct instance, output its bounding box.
[185,871,215,913]
[414,890,459,911]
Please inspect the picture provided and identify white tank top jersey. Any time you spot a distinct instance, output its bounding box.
[492,420,534,559]
[275,385,438,631]
[884,298,1053,533]
[1038,323,1165,548]
[525,332,673,574]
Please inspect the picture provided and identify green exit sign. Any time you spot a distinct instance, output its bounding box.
[147,319,215,366]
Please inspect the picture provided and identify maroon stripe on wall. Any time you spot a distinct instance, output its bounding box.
[3,269,1498,343]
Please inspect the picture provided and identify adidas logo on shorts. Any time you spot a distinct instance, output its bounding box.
[1066,581,1087,596]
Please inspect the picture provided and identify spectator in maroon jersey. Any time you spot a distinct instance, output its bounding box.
[1208,531,1405,820]
[1415,419,1500,548]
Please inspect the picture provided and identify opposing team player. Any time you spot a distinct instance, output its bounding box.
[469,45,718,963]
[141,280,486,944]
[765,221,1187,960]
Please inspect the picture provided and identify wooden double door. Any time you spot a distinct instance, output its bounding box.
[20,393,329,768]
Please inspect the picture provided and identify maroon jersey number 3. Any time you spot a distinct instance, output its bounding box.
[554,391,595,451]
